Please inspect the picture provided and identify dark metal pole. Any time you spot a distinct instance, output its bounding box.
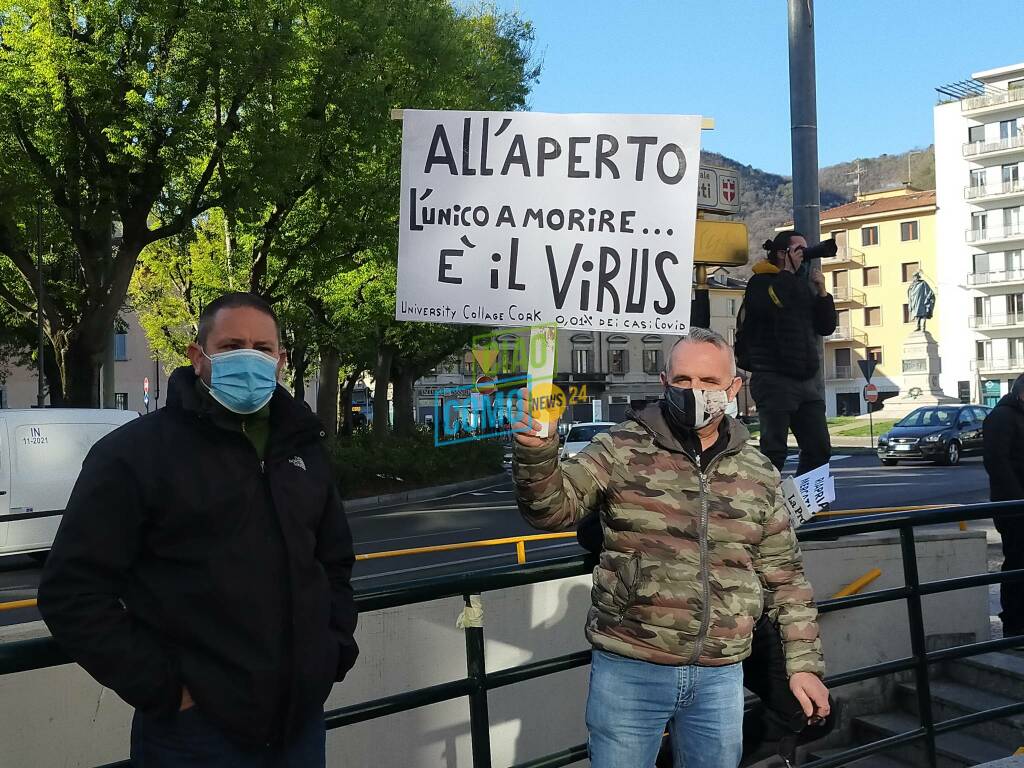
[788,0,825,392]
[35,202,46,408]
[463,593,492,768]
[153,357,160,410]
[900,527,938,767]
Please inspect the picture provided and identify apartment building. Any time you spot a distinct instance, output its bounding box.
[936,62,1024,406]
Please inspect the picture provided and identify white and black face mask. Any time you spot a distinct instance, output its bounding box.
[664,385,731,431]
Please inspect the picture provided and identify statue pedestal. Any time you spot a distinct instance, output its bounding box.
[880,330,959,418]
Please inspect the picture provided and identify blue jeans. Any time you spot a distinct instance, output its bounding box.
[586,649,744,768]
[130,707,326,767]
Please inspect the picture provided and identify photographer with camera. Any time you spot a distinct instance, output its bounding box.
[736,231,838,475]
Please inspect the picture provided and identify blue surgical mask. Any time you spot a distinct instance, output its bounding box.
[203,348,279,414]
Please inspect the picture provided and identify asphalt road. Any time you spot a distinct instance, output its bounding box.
[0,451,1000,626]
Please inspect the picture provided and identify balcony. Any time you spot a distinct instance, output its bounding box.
[967,269,1024,289]
[963,133,1024,159]
[829,365,855,380]
[964,179,1024,202]
[826,326,868,344]
[821,244,865,268]
[961,87,1024,114]
[965,224,1024,246]
[971,358,1024,373]
[969,313,1024,331]
[831,286,866,306]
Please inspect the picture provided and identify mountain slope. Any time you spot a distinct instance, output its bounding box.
[701,146,935,277]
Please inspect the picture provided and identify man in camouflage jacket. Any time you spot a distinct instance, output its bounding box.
[513,328,829,768]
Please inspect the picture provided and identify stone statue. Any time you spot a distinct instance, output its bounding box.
[907,272,936,332]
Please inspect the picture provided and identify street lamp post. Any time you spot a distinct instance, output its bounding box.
[35,201,46,408]
[787,0,824,393]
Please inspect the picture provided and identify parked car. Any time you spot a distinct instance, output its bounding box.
[876,405,991,466]
[0,408,139,558]
[561,422,615,459]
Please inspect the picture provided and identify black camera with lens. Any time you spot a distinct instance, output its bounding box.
[802,238,838,262]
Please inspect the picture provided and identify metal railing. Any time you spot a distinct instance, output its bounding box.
[965,224,1024,243]
[2,502,1023,768]
[830,365,855,380]
[822,245,865,267]
[962,87,1024,111]
[964,179,1024,200]
[963,133,1024,157]
[831,286,866,305]
[971,357,1024,372]
[967,268,1024,286]
[969,312,1024,329]
[826,326,868,344]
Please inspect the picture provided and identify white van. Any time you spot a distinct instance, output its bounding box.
[0,409,138,557]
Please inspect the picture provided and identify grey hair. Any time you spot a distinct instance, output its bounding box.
[664,327,737,377]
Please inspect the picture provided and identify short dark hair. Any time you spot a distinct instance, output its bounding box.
[196,292,280,346]
[762,230,805,266]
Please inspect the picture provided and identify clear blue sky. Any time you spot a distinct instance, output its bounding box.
[485,1,1024,175]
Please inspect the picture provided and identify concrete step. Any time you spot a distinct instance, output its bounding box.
[896,679,1024,751]
[805,747,910,767]
[944,650,1024,702]
[853,711,1008,768]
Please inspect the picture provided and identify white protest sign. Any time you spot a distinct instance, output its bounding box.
[396,110,702,333]
[780,464,836,528]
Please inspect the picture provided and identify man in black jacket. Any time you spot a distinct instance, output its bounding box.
[737,231,838,475]
[38,292,358,767]
[982,375,1024,637]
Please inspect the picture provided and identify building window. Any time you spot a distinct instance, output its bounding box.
[902,304,911,324]
[114,333,128,361]
[608,349,628,375]
[900,221,919,242]
[957,381,971,404]
[1001,119,1019,140]
[867,346,883,364]
[642,348,662,375]
[833,348,851,379]
[727,299,737,315]
[861,226,879,247]
[968,125,985,144]
[862,266,880,286]
[572,349,592,375]
[864,307,881,326]
[901,262,920,282]
[970,168,987,189]
[114,393,129,410]
[1003,163,1021,185]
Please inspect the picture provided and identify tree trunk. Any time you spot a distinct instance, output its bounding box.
[291,342,308,402]
[42,340,65,406]
[339,371,360,436]
[391,363,419,438]
[372,345,394,438]
[316,348,341,437]
[60,340,102,408]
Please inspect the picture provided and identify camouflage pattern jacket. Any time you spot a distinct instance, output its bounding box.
[514,403,824,677]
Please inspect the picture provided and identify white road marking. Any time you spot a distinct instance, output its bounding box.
[346,481,510,514]
[352,541,582,582]
[358,527,484,547]
[371,504,517,518]
[852,482,916,488]
[785,454,851,463]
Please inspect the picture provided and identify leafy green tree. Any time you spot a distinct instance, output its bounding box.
[0,0,316,404]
